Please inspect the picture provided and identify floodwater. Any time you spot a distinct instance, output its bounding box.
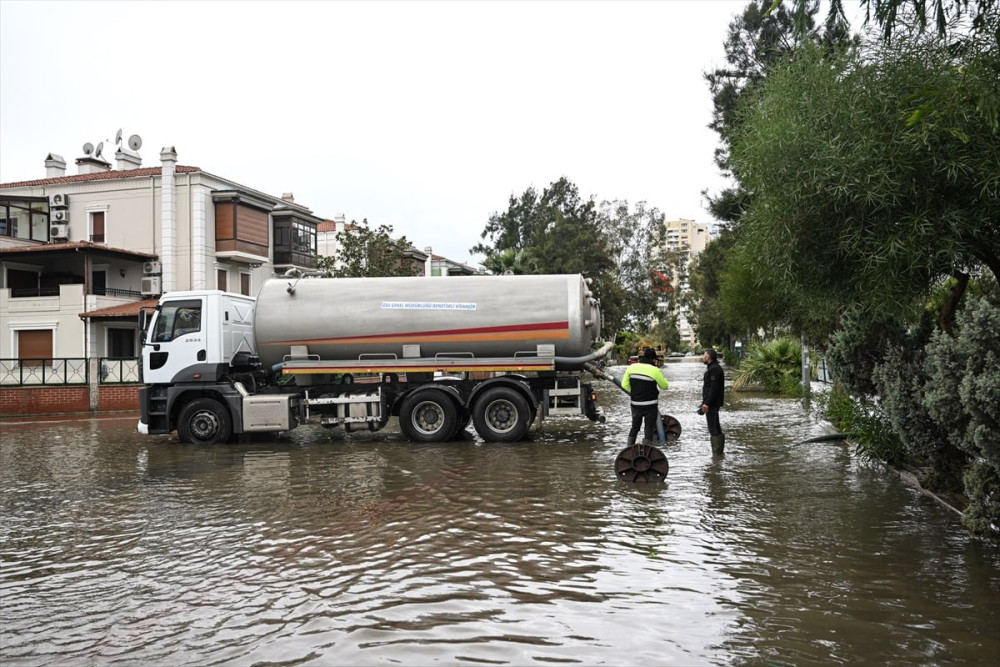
[1,360,998,666]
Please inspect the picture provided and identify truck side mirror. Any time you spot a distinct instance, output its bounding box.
[138,310,148,345]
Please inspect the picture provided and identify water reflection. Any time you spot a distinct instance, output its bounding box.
[1,360,998,666]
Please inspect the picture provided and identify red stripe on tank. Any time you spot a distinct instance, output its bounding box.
[265,321,570,346]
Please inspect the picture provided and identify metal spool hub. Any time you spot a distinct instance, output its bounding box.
[615,444,669,483]
[661,414,681,441]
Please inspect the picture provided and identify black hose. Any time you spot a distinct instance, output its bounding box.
[795,433,859,445]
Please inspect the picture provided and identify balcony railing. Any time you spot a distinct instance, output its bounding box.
[0,357,141,386]
[10,287,143,299]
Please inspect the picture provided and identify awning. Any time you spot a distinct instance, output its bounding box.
[80,298,159,320]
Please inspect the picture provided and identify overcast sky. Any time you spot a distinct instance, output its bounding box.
[1,0,751,265]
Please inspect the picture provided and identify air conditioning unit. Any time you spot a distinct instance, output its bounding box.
[50,223,69,240]
[143,261,162,275]
[52,209,70,223]
[50,193,69,208]
[140,275,162,296]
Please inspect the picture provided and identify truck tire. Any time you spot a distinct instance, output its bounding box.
[178,398,233,444]
[399,391,458,443]
[473,387,531,442]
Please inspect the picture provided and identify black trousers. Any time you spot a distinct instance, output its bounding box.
[705,406,722,436]
[629,404,660,443]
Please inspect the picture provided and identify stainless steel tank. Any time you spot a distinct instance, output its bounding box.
[253,274,602,368]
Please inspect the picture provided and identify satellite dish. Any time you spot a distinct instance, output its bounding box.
[83,142,94,155]
[115,129,123,145]
[95,142,104,158]
[128,134,142,151]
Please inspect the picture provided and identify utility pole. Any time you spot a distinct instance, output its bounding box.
[801,333,811,396]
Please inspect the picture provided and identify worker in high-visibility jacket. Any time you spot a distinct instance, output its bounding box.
[621,347,669,446]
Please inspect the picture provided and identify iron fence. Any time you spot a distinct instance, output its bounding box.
[99,358,142,384]
[0,358,142,386]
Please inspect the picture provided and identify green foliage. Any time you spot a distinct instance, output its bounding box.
[316,219,421,278]
[826,307,920,397]
[873,344,968,493]
[597,199,670,334]
[962,462,1000,538]
[819,387,907,465]
[729,31,1000,322]
[732,337,803,394]
[924,297,1000,470]
[650,317,682,354]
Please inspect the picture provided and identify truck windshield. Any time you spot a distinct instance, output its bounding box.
[151,299,202,342]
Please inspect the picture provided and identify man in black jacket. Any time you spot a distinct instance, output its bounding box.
[700,348,725,456]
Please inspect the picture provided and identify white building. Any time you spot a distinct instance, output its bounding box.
[659,218,710,347]
[1,145,321,362]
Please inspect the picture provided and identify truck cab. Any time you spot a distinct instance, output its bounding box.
[143,291,256,385]
[139,291,281,443]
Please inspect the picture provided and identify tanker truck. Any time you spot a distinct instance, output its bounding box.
[138,273,612,444]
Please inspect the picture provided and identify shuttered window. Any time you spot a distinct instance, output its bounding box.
[91,211,105,243]
[19,329,53,366]
[240,273,251,296]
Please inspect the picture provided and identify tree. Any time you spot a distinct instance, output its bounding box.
[836,0,998,39]
[316,219,421,278]
[728,29,1000,325]
[696,1,855,347]
[597,199,670,333]
[704,1,853,223]
[472,177,621,330]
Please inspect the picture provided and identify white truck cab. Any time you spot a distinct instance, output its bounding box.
[142,291,256,385]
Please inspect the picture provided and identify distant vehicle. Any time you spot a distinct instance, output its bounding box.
[627,355,639,365]
[668,352,685,358]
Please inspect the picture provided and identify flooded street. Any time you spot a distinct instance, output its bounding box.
[2,359,998,666]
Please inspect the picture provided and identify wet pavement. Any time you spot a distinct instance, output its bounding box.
[1,359,998,665]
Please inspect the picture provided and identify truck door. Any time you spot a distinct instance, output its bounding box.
[144,298,206,383]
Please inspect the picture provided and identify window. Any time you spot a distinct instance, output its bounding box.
[108,328,136,357]
[151,300,202,342]
[217,268,228,292]
[92,269,107,295]
[293,221,315,254]
[240,273,251,296]
[0,197,49,241]
[91,211,105,243]
[18,329,53,366]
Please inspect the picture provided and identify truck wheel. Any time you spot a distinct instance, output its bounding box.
[473,387,531,442]
[399,391,458,443]
[178,398,232,444]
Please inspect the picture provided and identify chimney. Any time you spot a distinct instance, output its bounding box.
[115,147,142,170]
[76,155,111,175]
[334,213,346,231]
[45,153,66,178]
[281,192,295,203]
[160,146,178,294]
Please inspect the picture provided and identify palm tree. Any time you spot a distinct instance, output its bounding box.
[732,338,802,394]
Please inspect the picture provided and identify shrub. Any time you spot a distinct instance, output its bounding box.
[732,338,802,395]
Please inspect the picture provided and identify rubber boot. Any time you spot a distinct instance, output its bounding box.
[711,434,725,456]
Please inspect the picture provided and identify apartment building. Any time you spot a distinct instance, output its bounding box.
[0,143,322,362]
[659,218,710,347]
